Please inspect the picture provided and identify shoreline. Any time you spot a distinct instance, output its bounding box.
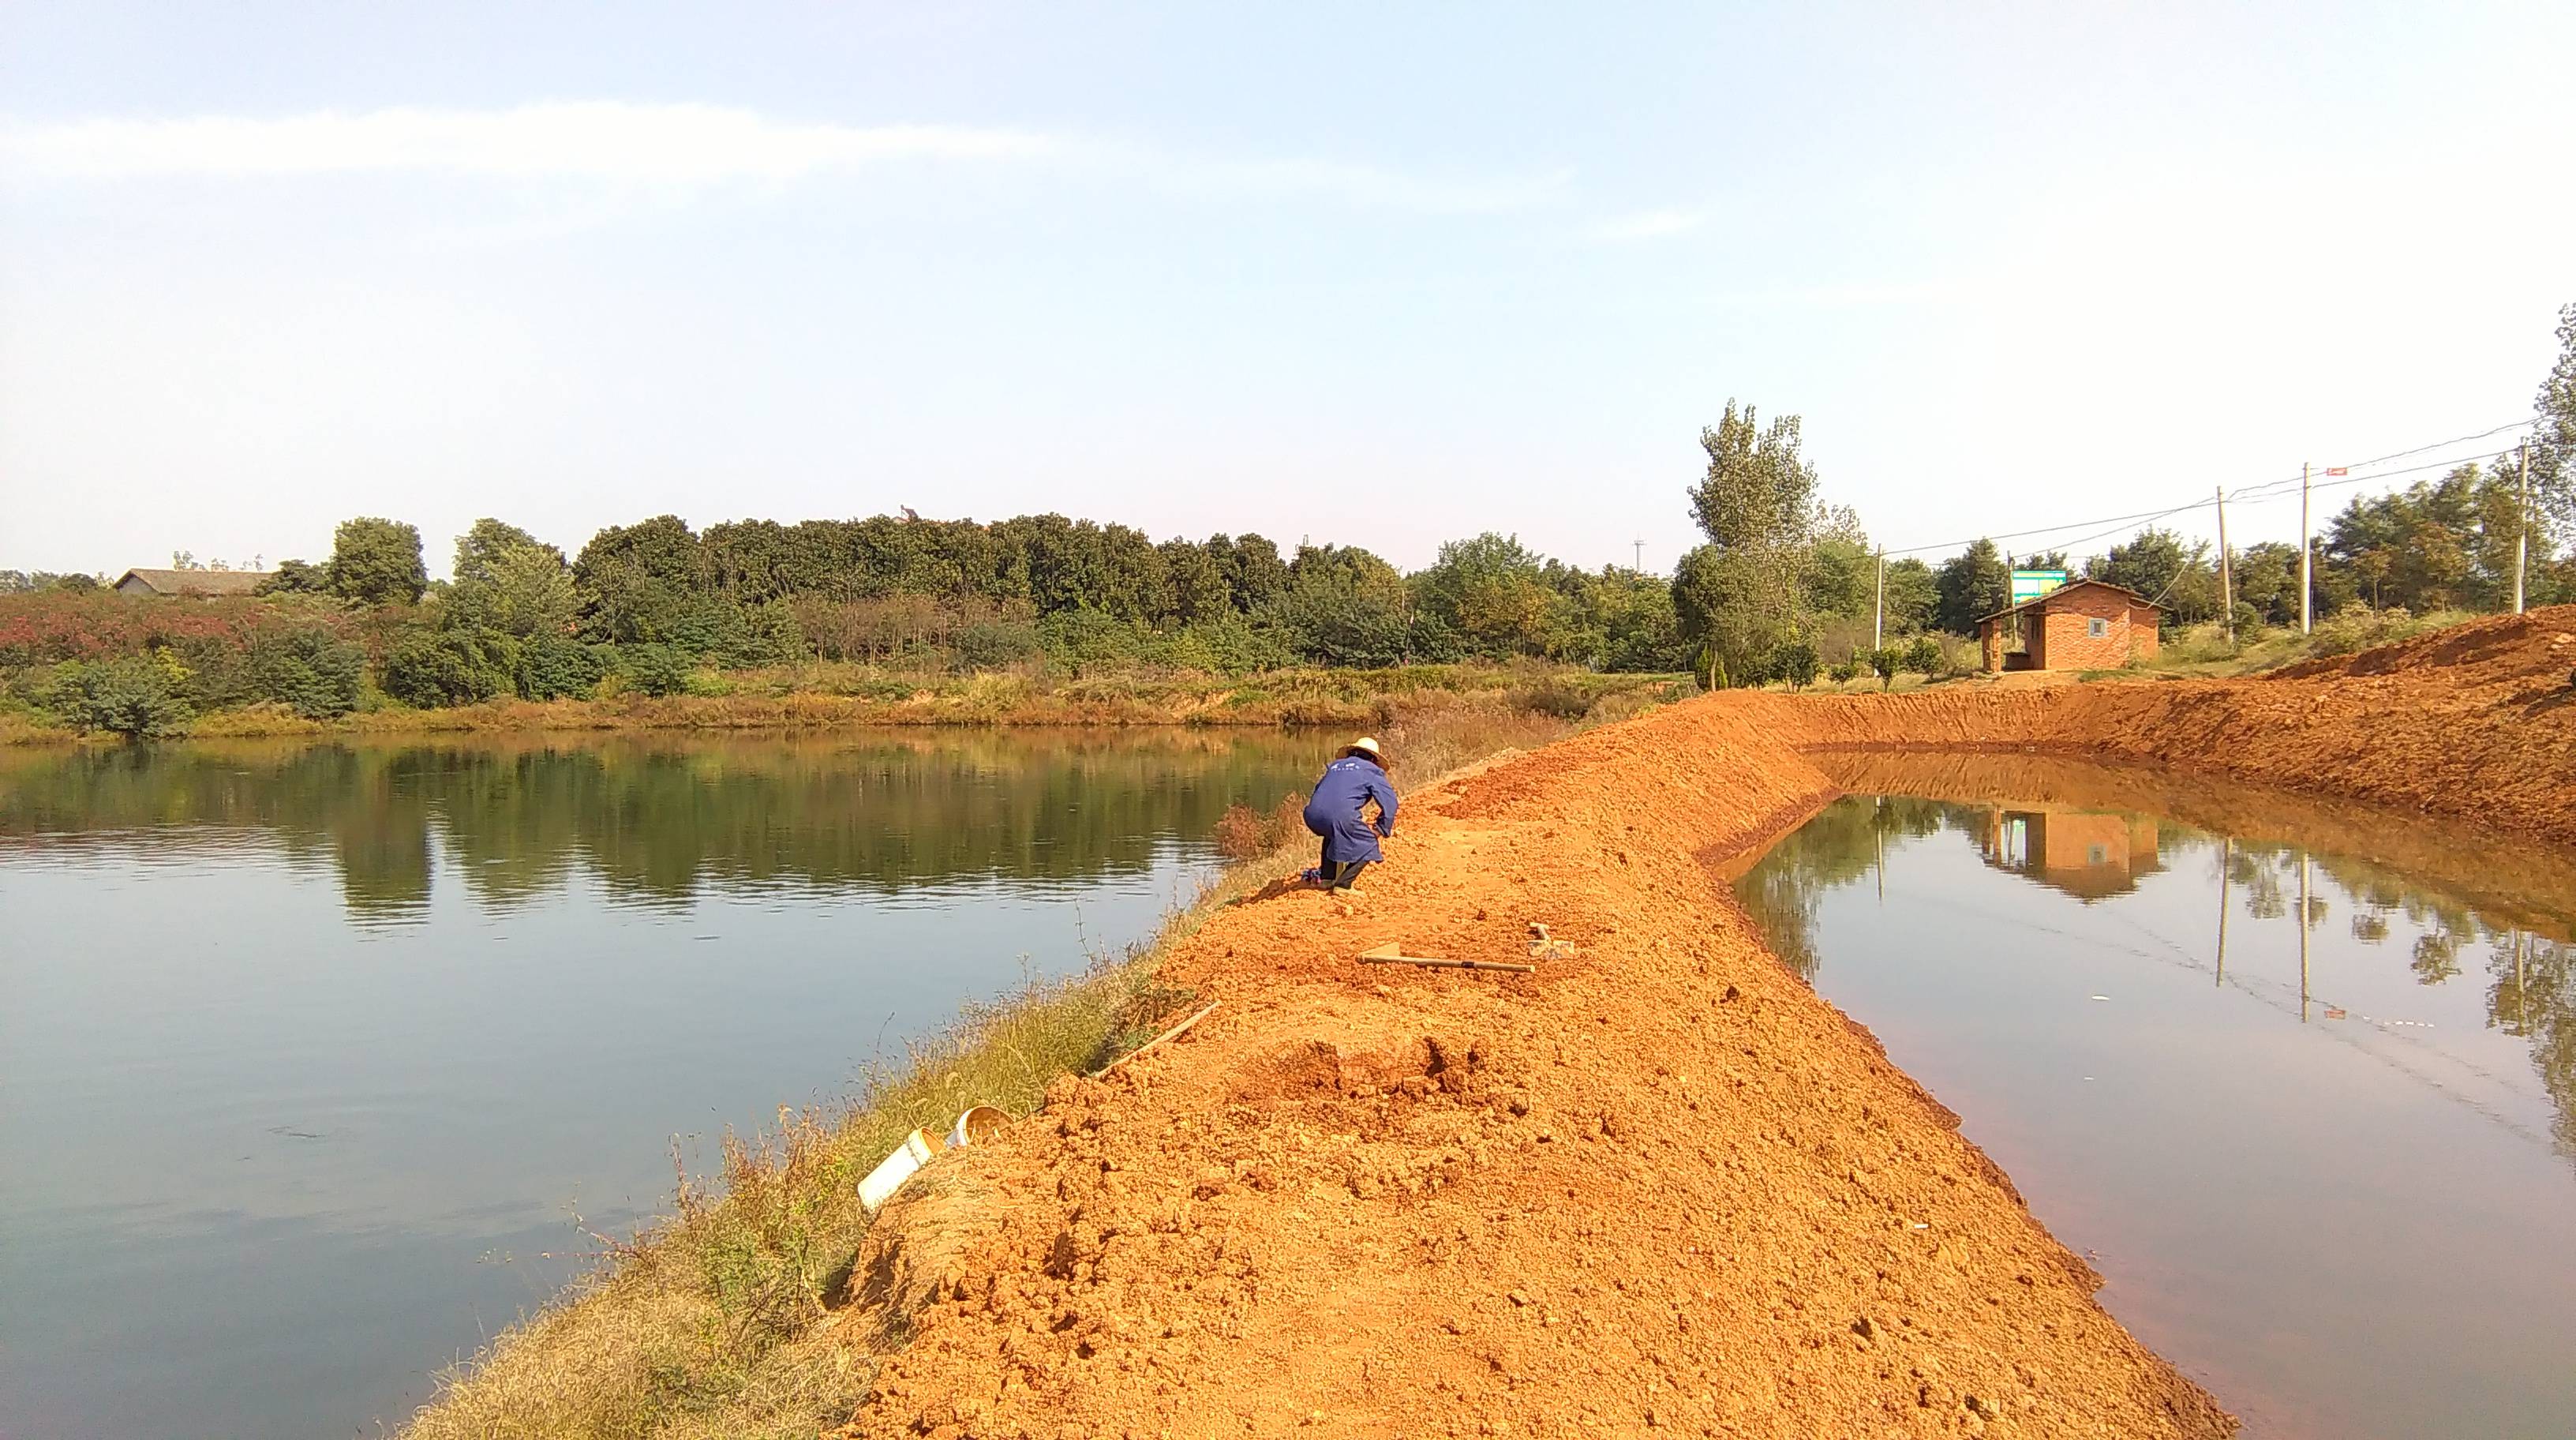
[402,606,2576,1438]
[0,666,1690,746]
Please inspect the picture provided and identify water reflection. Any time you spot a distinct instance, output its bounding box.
[1735,761,2576,1438]
[1746,789,2576,1168]
[0,731,1322,923]
[0,729,1327,1439]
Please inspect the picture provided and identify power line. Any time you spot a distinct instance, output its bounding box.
[1881,417,2537,560]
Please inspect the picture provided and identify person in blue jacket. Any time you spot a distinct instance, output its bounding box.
[1301,736,1398,891]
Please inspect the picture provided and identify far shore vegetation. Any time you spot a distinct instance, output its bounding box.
[10,294,2576,741]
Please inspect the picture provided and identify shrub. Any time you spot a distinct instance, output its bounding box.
[514,635,613,700]
[617,642,691,697]
[1512,681,1593,721]
[953,621,1044,672]
[248,627,368,718]
[62,656,194,739]
[1776,639,1820,690]
[1903,634,1944,677]
[1037,607,1143,669]
[1828,658,1863,684]
[1868,647,1901,689]
[380,629,518,707]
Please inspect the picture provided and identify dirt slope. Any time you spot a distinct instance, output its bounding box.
[832,609,2576,1439]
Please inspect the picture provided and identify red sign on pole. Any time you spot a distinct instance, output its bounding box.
[2322,467,2349,476]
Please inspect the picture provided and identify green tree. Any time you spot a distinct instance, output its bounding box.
[2532,302,2576,535]
[1804,509,1877,621]
[2085,527,2211,617]
[62,657,195,739]
[1413,533,1552,658]
[1932,538,2010,634]
[381,630,518,707]
[1776,637,1819,690]
[1881,557,1938,634]
[255,558,328,596]
[247,627,367,718]
[575,515,710,643]
[2230,542,2303,625]
[448,519,579,639]
[324,517,428,606]
[1683,400,1820,680]
[1868,646,1900,690]
[1903,634,1944,677]
[618,643,692,696]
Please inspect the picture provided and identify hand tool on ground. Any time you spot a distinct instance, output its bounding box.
[1358,943,1537,974]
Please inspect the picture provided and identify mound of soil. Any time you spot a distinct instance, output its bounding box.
[833,609,2576,1438]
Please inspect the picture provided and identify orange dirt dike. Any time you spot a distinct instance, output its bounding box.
[833,609,2576,1439]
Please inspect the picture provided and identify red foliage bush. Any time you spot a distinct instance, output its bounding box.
[0,591,361,667]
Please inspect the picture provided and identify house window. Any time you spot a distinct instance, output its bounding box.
[2087,617,2109,639]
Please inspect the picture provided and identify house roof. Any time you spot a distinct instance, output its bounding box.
[114,568,274,596]
[1974,578,2168,628]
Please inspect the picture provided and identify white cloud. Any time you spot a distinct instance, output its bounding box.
[0,102,1557,212]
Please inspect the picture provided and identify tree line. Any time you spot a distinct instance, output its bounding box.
[9,302,2572,731]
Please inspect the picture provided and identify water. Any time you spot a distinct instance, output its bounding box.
[0,729,1329,1440]
[1736,759,2576,1439]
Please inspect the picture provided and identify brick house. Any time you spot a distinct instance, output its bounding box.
[1976,579,2164,673]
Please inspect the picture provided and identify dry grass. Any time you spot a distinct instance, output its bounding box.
[2109,607,2481,679]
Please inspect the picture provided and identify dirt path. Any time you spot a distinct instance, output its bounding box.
[833,609,2576,1439]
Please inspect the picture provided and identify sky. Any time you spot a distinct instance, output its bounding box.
[3,2,2571,581]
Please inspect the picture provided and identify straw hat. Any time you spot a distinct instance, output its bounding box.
[1344,736,1384,763]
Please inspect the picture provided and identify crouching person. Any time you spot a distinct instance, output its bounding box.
[1301,737,1398,891]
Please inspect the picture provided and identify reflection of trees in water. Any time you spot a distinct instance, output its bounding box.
[0,734,1324,921]
[1732,795,1952,981]
[1737,796,2576,1173]
[2488,936,2576,1163]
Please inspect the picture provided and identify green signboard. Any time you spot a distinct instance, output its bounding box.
[2009,569,2069,605]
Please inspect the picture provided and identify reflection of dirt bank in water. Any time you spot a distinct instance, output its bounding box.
[834,609,2576,1440]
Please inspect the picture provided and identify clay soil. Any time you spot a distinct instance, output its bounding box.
[826,609,2576,1439]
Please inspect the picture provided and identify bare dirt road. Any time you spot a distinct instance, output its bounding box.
[834,609,2576,1439]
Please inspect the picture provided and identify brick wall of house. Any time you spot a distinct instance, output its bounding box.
[2031,585,2158,669]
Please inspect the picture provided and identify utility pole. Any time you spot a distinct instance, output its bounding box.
[2297,853,2312,1022]
[2515,440,2531,615]
[2299,462,2313,635]
[1873,549,1885,651]
[1633,537,1646,574]
[2215,836,2230,988]
[2215,486,2234,645]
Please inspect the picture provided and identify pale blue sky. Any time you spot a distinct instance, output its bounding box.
[4,2,2570,579]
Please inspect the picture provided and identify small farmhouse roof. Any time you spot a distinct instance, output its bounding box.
[114,568,275,596]
[1974,578,2169,628]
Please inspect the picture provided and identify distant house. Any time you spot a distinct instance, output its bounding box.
[1976,579,2164,673]
[112,568,275,598]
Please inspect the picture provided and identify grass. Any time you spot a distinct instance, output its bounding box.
[2088,607,2481,681]
[396,689,1637,1439]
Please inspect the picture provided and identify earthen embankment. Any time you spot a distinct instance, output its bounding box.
[834,609,2576,1439]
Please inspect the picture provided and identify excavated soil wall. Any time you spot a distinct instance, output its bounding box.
[832,609,2576,1440]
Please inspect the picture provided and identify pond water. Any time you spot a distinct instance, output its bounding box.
[0,729,1329,1440]
[1736,759,2576,1440]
